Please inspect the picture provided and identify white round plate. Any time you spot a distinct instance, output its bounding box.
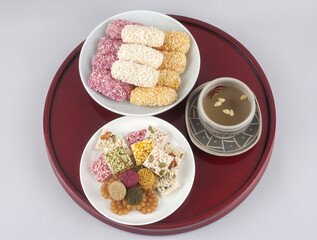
[79,10,200,116]
[80,116,195,226]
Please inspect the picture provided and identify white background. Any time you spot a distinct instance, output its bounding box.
[1,0,316,239]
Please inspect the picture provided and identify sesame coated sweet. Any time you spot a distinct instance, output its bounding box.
[104,147,133,174]
[157,69,181,90]
[106,19,144,40]
[131,139,154,166]
[97,37,123,56]
[95,129,131,155]
[111,60,159,88]
[130,87,177,107]
[143,147,174,177]
[88,70,134,102]
[126,129,147,146]
[158,51,186,74]
[91,53,118,72]
[122,25,165,48]
[89,153,112,182]
[144,125,168,150]
[157,30,190,53]
[118,44,163,69]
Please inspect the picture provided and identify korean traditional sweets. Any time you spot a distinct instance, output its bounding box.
[89,125,184,215]
[88,18,190,106]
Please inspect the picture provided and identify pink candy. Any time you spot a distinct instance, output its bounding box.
[97,37,123,56]
[106,19,144,40]
[91,53,118,72]
[89,153,112,182]
[126,129,147,146]
[88,70,134,102]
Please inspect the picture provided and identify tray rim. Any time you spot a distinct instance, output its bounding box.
[43,14,276,235]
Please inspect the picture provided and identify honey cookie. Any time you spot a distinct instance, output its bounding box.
[109,181,126,201]
[138,168,155,189]
[125,185,143,205]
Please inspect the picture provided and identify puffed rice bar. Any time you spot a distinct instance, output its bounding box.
[111,60,159,87]
[131,139,154,166]
[158,30,190,53]
[95,129,131,155]
[88,71,134,102]
[157,69,181,90]
[164,142,184,168]
[91,53,118,72]
[106,19,144,40]
[130,87,177,107]
[156,177,180,197]
[118,44,163,69]
[158,51,186,74]
[143,147,174,177]
[104,147,133,174]
[97,37,123,55]
[145,125,168,150]
[89,153,112,182]
[122,25,165,48]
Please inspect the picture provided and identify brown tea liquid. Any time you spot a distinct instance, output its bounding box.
[202,85,251,126]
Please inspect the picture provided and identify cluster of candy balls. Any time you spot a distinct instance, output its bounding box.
[89,125,184,215]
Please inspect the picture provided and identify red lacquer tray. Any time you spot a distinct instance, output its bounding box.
[43,15,276,235]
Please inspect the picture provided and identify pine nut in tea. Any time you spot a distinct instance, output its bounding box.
[202,85,251,126]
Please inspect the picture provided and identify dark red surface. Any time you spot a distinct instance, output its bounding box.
[43,15,276,235]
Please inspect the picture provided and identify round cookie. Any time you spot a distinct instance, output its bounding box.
[138,168,155,189]
[120,170,139,188]
[125,185,143,205]
[108,181,126,201]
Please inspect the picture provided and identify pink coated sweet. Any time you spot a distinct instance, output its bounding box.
[119,170,139,188]
[126,129,147,146]
[89,153,112,182]
[91,53,118,72]
[97,37,123,56]
[88,70,134,102]
[106,19,144,40]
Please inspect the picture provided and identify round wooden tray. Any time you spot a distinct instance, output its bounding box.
[43,15,276,235]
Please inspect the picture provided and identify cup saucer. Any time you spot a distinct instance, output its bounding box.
[185,83,262,156]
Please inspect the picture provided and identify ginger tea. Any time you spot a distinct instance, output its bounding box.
[202,85,251,126]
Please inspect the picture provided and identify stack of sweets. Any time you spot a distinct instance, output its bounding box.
[88,18,191,107]
[89,125,185,216]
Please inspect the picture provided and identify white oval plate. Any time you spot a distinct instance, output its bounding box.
[79,10,200,116]
[79,116,195,225]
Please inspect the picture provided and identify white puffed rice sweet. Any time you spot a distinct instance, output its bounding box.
[121,25,165,48]
[118,44,163,69]
[111,60,159,88]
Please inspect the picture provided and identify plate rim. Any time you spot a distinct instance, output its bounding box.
[79,116,196,226]
[78,10,201,116]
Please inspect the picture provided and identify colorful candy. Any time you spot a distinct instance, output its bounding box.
[157,69,181,90]
[104,147,133,174]
[89,153,112,182]
[97,37,123,55]
[106,19,144,40]
[158,51,186,74]
[157,30,190,53]
[131,139,154,166]
[143,147,174,177]
[126,129,147,146]
[130,87,177,107]
[122,25,165,48]
[117,44,163,69]
[88,71,134,102]
[95,130,131,155]
[111,60,159,88]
